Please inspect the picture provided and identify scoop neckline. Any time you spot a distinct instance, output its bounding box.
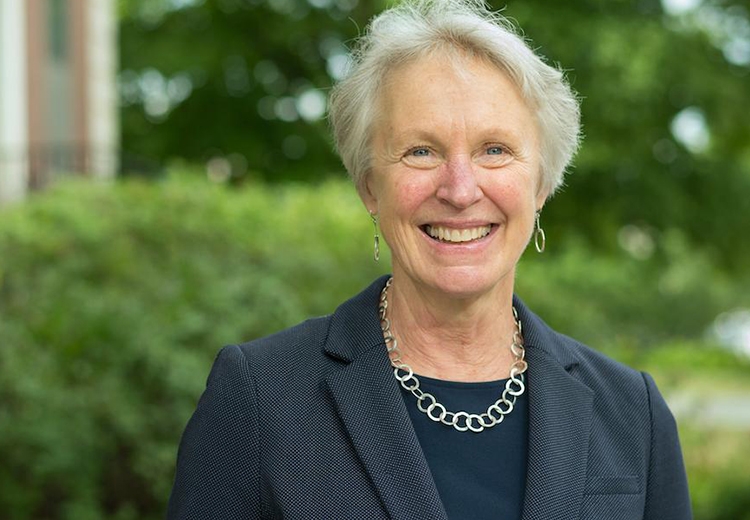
[410,373,513,389]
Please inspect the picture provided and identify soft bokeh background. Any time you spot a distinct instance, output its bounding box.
[1,0,749,518]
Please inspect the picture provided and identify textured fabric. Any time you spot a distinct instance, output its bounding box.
[167,275,692,519]
[402,376,528,520]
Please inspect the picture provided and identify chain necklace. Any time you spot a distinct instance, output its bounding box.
[379,277,528,433]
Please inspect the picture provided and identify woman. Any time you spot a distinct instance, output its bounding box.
[168,0,692,518]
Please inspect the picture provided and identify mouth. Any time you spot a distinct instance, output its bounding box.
[422,224,493,244]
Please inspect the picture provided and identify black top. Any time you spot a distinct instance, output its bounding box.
[401,374,529,520]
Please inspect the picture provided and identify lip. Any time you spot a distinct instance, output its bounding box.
[422,220,496,229]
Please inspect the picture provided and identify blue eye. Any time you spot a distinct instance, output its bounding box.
[487,146,504,155]
[411,148,430,157]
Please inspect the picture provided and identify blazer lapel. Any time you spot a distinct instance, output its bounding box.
[324,277,449,520]
[516,299,595,520]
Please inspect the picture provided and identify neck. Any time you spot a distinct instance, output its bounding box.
[385,273,518,382]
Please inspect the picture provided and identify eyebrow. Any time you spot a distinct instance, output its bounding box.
[389,125,529,147]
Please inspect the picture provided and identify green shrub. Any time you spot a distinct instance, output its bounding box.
[516,233,738,349]
[0,176,388,519]
[0,175,747,519]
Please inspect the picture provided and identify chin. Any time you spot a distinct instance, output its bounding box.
[415,266,514,300]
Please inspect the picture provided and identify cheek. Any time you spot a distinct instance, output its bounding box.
[490,179,527,207]
[485,177,538,222]
[382,172,434,216]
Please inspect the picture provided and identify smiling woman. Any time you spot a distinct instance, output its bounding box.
[167,1,692,519]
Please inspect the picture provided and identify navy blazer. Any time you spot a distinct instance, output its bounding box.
[167,276,692,519]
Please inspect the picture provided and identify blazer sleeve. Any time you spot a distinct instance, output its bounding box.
[167,345,262,520]
[642,372,693,520]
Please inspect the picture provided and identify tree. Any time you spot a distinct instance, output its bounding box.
[119,0,384,182]
[119,0,750,271]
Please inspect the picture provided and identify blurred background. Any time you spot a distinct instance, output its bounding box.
[0,0,749,518]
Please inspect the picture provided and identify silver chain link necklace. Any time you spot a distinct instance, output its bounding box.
[379,277,528,433]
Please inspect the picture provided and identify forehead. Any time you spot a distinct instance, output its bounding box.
[375,50,536,141]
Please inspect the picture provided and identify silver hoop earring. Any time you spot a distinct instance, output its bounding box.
[534,211,546,253]
[370,211,380,262]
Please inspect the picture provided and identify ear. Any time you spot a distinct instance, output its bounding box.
[358,170,379,214]
[535,184,550,210]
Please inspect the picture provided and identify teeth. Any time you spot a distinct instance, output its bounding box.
[425,225,492,243]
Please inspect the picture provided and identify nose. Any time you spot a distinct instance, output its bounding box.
[436,154,483,208]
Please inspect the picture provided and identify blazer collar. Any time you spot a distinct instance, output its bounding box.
[512,294,581,370]
[324,277,593,520]
[323,275,390,363]
[324,276,449,519]
[513,296,595,520]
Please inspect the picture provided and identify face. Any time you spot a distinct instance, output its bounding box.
[361,52,546,299]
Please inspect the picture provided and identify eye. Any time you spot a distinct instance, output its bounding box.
[402,145,441,169]
[475,143,514,168]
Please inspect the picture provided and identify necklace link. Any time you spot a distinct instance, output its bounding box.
[378,277,527,434]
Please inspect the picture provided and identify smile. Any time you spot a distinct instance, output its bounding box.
[424,224,492,243]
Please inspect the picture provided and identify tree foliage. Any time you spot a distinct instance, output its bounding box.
[119,0,750,272]
[119,0,380,180]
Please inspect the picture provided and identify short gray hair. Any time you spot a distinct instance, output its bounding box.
[328,0,581,199]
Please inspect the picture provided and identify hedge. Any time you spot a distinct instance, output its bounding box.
[0,174,748,519]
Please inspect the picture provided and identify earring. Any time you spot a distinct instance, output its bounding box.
[370,211,380,262]
[534,211,546,253]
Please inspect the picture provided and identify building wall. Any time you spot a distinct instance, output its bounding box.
[87,0,119,180]
[26,0,53,188]
[0,0,29,204]
[0,0,118,207]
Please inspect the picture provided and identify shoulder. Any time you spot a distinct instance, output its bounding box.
[217,275,390,382]
[522,306,681,450]
[544,326,662,428]
[557,331,648,395]
[515,296,673,448]
[233,314,334,372]
[514,294,649,397]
